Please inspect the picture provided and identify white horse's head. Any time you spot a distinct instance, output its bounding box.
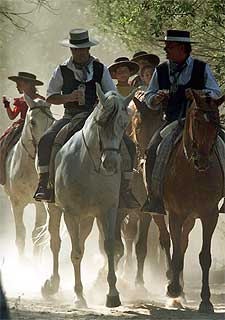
[94,84,135,173]
[22,96,55,158]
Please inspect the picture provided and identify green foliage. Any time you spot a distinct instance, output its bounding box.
[91,0,225,89]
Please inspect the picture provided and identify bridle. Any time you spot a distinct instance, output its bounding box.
[81,127,121,175]
[185,104,220,166]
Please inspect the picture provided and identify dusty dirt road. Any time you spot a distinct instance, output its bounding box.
[7,283,225,320]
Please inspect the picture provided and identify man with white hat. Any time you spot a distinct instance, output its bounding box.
[34,28,139,209]
[142,29,221,215]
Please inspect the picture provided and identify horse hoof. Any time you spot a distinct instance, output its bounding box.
[198,301,214,314]
[106,294,121,308]
[135,283,149,298]
[169,299,184,309]
[74,298,88,309]
[41,276,60,298]
[167,283,182,299]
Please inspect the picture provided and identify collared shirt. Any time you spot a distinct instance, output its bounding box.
[47,56,116,99]
[144,56,221,110]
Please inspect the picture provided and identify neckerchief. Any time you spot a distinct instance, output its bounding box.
[169,59,188,94]
[73,56,95,81]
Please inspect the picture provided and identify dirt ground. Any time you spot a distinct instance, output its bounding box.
[6,282,225,320]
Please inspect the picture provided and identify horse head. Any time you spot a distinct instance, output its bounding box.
[94,84,135,173]
[184,90,224,171]
[22,95,55,159]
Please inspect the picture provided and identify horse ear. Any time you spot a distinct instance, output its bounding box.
[216,94,225,107]
[24,93,35,109]
[123,88,137,108]
[96,83,107,106]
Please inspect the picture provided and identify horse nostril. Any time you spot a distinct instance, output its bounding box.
[101,152,118,172]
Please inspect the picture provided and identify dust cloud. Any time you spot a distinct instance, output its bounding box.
[0,0,225,317]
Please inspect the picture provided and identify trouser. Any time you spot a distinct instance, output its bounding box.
[38,117,71,172]
[123,134,136,171]
[145,123,168,195]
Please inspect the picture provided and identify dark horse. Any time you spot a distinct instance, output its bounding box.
[123,94,172,287]
[163,91,225,312]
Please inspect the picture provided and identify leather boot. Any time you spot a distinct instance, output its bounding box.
[141,195,166,215]
[34,172,52,202]
[119,174,140,209]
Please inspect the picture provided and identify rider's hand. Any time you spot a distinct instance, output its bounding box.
[135,90,145,102]
[152,90,169,105]
[2,96,10,108]
[66,90,80,103]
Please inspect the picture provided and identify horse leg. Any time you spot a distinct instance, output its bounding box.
[135,213,152,287]
[114,210,125,270]
[180,217,195,299]
[11,201,26,256]
[41,204,62,297]
[198,214,218,313]
[122,213,138,279]
[64,214,94,308]
[32,202,47,257]
[167,214,184,299]
[101,208,121,308]
[153,216,172,281]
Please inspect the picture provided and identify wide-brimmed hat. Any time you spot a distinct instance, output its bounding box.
[131,51,160,66]
[108,57,139,79]
[158,30,194,43]
[8,72,43,86]
[60,28,99,48]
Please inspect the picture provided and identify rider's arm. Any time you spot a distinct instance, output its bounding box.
[144,71,161,110]
[203,64,221,98]
[4,99,21,120]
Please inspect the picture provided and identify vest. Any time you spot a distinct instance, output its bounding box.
[60,60,104,117]
[157,59,206,123]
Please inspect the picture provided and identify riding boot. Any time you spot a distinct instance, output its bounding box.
[34,172,52,202]
[142,128,166,215]
[141,194,166,215]
[119,172,140,209]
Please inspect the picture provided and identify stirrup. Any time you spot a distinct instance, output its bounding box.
[34,185,54,203]
[141,198,166,215]
[119,190,140,209]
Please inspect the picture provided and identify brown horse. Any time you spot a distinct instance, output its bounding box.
[163,91,225,313]
[122,93,172,287]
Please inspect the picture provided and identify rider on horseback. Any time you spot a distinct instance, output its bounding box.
[0,72,45,185]
[142,30,221,215]
[1,72,44,142]
[34,28,139,209]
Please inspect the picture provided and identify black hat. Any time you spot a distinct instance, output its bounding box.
[131,52,160,66]
[8,72,43,86]
[108,57,139,79]
[60,28,98,48]
[160,30,194,43]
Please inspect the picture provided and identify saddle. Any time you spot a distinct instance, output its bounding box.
[0,123,24,185]
[151,121,183,198]
[49,112,90,192]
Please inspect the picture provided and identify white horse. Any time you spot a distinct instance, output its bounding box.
[41,85,134,308]
[4,95,54,256]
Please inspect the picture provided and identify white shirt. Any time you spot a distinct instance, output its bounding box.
[46,56,116,99]
[144,56,221,110]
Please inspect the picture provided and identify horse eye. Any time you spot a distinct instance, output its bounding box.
[30,119,36,126]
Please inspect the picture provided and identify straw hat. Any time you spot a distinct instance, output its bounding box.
[60,28,98,48]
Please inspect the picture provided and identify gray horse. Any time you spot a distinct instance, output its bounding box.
[4,95,54,256]
[41,85,134,308]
